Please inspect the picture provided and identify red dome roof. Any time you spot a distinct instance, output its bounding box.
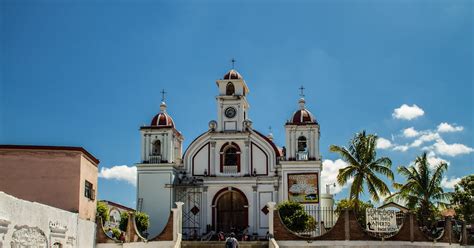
[287,98,318,125]
[223,69,243,80]
[150,102,175,127]
[151,112,174,127]
[291,109,317,124]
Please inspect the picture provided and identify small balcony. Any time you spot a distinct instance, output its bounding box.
[222,165,239,175]
[296,151,308,161]
[148,155,162,164]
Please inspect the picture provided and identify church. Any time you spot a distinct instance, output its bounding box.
[136,68,323,238]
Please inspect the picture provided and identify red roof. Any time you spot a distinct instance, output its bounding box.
[151,112,174,127]
[288,109,318,125]
[223,69,243,80]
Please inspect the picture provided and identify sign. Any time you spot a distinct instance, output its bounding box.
[287,173,319,203]
[365,208,398,233]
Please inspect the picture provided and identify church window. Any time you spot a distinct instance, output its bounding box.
[152,140,161,155]
[224,147,238,166]
[297,136,307,152]
[226,82,235,95]
[220,143,241,174]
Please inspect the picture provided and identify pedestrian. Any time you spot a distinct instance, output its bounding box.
[225,232,239,248]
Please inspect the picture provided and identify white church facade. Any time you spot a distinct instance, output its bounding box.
[136,69,323,238]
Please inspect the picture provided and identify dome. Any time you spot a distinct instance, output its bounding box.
[288,98,318,125]
[150,102,175,127]
[223,69,243,80]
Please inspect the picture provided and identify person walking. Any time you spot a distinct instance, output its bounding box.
[225,232,239,248]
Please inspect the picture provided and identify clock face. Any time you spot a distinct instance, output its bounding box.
[225,107,236,118]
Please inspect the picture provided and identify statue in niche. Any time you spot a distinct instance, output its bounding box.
[11,226,47,248]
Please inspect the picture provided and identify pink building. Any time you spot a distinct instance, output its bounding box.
[0,145,99,221]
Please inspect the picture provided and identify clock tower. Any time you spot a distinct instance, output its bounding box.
[215,69,250,132]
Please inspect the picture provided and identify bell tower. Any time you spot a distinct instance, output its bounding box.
[215,68,250,132]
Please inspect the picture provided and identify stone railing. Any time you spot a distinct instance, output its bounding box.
[222,165,239,175]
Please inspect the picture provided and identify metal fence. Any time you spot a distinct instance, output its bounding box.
[295,205,336,237]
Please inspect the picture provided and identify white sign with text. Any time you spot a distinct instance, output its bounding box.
[365,208,398,233]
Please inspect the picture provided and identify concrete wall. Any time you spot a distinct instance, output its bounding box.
[0,191,95,248]
[0,149,81,213]
[96,241,175,248]
[79,154,99,221]
[276,240,464,247]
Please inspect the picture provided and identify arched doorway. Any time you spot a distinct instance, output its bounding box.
[212,188,248,232]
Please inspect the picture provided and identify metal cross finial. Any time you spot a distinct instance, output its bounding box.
[268,126,272,133]
[160,89,167,102]
[231,58,236,69]
[299,85,305,97]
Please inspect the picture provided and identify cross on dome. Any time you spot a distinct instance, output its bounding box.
[299,85,305,98]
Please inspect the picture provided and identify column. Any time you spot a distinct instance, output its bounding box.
[245,141,250,175]
[266,202,276,236]
[308,129,313,158]
[273,185,278,203]
[252,186,258,235]
[210,142,216,175]
[164,133,168,162]
[145,134,150,162]
[202,187,208,235]
[141,133,145,162]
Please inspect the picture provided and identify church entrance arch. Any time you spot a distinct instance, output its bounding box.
[212,187,248,233]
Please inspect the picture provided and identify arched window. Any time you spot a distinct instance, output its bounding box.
[53,243,62,248]
[297,136,307,152]
[226,82,235,95]
[220,143,241,174]
[152,140,161,155]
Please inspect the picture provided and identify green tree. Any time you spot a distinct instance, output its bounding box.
[278,201,316,233]
[388,152,450,225]
[96,201,109,224]
[119,211,150,233]
[330,131,394,209]
[334,199,374,228]
[450,174,474,223]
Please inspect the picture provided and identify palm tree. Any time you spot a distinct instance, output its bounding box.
[388,152,450,224]
[330,131,394,209]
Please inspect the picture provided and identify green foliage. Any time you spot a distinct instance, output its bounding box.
[118,211,150,233]
[119,212,129,232]
[330,131,393,208]
[451,174,474,223]
[96,201,109,224]
[388,152,450,226]
[278,201,316,233]
[111,228,121,239]
[135,212,150,233]
[335,199,374,227]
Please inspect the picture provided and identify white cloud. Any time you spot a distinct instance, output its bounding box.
[393,145,409,152]
[403,127,420,138]
[392,104,425,120]
[441,177,461,189]
[321,159,351,194]
[99,165,137,186]
[426,151,450,169]
[437,122,464,133]
[410,132,441,147]
[432,139,474,157]
[376,137,393,149]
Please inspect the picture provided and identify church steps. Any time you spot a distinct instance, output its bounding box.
[181,241,268,248]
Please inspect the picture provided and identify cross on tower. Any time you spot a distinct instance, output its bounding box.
[231,58,236,69]
[299,85,305,97]
[160,89,167,102]
[268,126,272,134]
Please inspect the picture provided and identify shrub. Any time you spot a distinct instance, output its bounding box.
[119,211,150,233]
[111,228,121,239]
[335,199,374,228]
[278,201,316,232]
[96,201,109,224]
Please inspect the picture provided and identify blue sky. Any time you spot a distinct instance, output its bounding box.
[1,0,472,208]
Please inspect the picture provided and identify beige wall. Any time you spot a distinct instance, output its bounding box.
[0,147,98,221]
[79,154,98,221]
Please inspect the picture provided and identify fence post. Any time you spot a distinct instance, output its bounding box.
[461,221,467,245]
[173,202,184,242]
[267,202,277,236]
[344,209,350,240]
